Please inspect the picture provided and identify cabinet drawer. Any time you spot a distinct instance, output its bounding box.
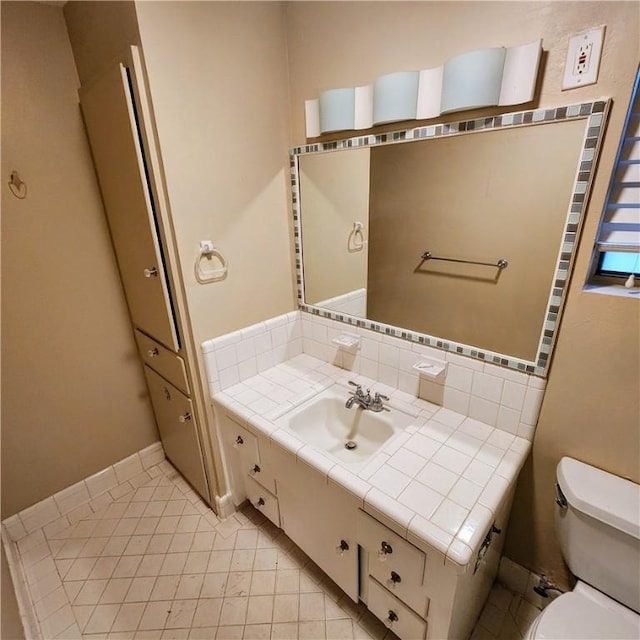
[369,560,429,619]
[136,330,189,394]
[245,475,280,527]
[143,366,208,501]
[357,510,426,586]
[226,418,276,495]
[367,577,427,640]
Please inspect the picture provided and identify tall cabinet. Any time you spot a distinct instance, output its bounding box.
[80,46,215,506]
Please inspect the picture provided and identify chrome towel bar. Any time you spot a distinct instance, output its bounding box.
[421,251,508,269]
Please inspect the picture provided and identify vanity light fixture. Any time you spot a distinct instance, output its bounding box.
[305,39,542,137]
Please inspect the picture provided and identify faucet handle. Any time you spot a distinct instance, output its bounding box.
[371,392,390,412]
[348,380,363,395]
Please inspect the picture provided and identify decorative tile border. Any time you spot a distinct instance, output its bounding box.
[290,100,611,377]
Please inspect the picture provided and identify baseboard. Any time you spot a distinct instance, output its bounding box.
[2,442,165,544]
[214,490,237,519]
[2,527,41,640]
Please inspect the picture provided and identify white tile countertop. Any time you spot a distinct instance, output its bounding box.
[212,354,531,571]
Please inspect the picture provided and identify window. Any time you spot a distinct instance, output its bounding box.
[590,65,640,286]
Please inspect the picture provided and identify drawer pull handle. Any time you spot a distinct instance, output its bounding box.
[255,497,265,507]
[378,541,393,560]
[147,348,160,357]
[162,387,171,401]
[178,412,192,423]
[234,435,244,447]
[336,539,349,555]
[387,610,398,624]
[387,571,401,587]
[473,521,503,574]
[144,267,159,278]
[250,464,261,475]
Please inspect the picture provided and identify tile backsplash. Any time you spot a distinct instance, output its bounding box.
[202,311,545,441]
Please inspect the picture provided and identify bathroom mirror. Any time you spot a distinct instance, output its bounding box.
[291,101,610,376]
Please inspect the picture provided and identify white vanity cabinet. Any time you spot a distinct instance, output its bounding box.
[216,403,516,640]
[271,445,360,602]
[358,500,511,640]
[357,509,429,618]
[220,415,280,527]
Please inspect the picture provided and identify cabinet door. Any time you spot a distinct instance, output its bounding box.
[277,461,359,601]
[143,366,208,500]
[80,58,179,351]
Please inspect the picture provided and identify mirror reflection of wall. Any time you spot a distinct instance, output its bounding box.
[368,119,586,361]
[297,116,587,362]
[299,147,370,316]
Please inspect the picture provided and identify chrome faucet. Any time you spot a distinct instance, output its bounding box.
[346,381,389,412]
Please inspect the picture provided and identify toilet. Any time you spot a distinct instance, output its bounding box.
[525,456,640,639]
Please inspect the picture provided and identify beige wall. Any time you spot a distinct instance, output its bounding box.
[285,1,640,586]
[1,1,158,519]
[299,148,369,304]
[63,0,140,85]
[134,1,296,347]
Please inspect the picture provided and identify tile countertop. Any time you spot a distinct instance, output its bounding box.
[211,354,531,572]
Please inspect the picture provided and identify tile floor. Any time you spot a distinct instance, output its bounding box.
[8,458,539,639]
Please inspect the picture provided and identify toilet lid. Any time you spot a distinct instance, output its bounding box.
[532,590,640,639]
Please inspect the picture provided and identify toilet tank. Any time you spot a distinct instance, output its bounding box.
[555,457,640,613]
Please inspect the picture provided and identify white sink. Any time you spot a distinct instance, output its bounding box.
[276,384,415,466]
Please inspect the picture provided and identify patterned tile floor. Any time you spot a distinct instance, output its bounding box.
[470,583,541,640]
[10,458,537,639]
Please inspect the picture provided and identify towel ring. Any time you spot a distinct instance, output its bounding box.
[195,245,228,284]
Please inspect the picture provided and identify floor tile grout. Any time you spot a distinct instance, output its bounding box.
[6,459,534,640]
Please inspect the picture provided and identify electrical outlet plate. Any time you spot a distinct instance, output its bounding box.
[562,26,605,90]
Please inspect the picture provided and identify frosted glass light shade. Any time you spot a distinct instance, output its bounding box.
[303,39,542,138]
[440,47,506,114]
[372,71,420,125]
[354,84,373,129]
[305,99,320,138]
[319,87,355,133]
[416,66,444,120]
[499,40,542,105]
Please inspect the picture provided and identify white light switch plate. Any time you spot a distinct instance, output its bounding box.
[562,26,605,90]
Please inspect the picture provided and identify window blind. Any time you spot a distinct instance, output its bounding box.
[596,68,640,252]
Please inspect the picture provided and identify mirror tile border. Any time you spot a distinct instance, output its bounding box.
[290,100,611,377]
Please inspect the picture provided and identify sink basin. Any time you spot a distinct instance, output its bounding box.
[276,384,415,466]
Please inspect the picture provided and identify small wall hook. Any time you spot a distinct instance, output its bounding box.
[8,170,27,199]
[348,221,365,252]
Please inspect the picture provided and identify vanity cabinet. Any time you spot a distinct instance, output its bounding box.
[216,406,512,640]
[358,501,511,640]
[79,45,213,505]
[273,451,359,602]
[221,416,280,527]
[357,509,429,618]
